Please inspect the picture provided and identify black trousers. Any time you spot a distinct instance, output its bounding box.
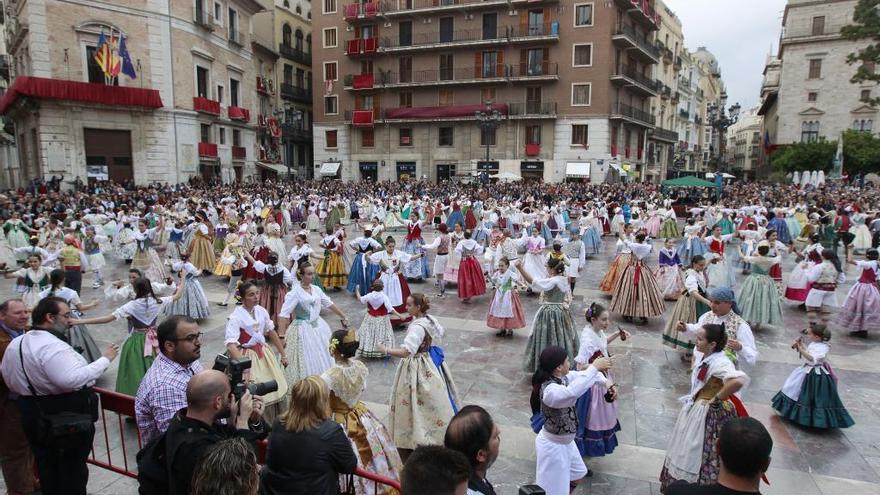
[64,269,83,294]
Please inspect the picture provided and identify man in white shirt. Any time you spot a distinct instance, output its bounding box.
[0,297,119,495]
[677,287,758,371]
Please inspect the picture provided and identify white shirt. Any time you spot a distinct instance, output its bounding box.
[1,330,111,396]
[684,311,758,369]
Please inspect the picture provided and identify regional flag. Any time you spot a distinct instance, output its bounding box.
[94,31,112,77]
[108,31,122,78]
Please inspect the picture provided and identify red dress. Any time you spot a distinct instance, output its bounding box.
[457,245,487,299]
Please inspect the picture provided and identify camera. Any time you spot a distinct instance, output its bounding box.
[212,354,278,400]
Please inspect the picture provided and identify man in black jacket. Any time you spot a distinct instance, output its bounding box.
[165,370,267,495]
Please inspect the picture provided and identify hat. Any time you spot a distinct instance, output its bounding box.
[538,346,569,373]
[707,287,735,303]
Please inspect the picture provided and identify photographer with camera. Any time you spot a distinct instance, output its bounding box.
[0,297,119,495]
[164,369,268,495]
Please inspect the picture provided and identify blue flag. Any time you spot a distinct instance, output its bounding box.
[119,34,137,79]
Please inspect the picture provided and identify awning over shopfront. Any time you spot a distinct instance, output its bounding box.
[609,162,627,175]
[565,162,590,178]
[0,76,163,114]
[320,162,341,176]
[256,162,290,175]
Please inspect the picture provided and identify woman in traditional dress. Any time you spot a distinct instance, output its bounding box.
[164,257,211,319]
[213,218,229,254]
[609,207,625,237]
[225,281,289,421]
[244,250,294,329]
[835,249,880,337]
[609,233,665,324]
[659,324,748,490]
[659,209,680,239]
[3,212,35,258]
[4,253,51,309]
[442,224,466,286]
[370,237,423,327]
[0,231,18,269]
[663,255,711,355]
[487,256,527,337]
[657,238,686,300]
[422,224,452,297]
[316,227,347,290]
[522,228,548,285]
[354,281,405,359]
[306,202,321,232]
[850,211,873,254]
[347,229,382,295]
[40,269,101,362]
[216,234,249,307]
[765,210,791,245]
[446,201,465,230]
[322,328,403,493]
[645,209,662,238]
[242,225,269,281]
[73,276,186,395]
[115,216,137,263]
[188,212,216,273]
[579,211,603,256]
[736,245,783,329]
[287,232,325,290]
[517,257,578,372]
[265,223,287,260]
[598,224,633,294]
[82,226,108,289]
[704,225,737,289]
[380,293,458,458]
[277,261,348,386]
[454,230,486,302]
[676,218,707,266]
[400,212,431,281]
[785,233,823,303]
[772,324,853,429]
[131,218,167,282]
[805,250,846,329]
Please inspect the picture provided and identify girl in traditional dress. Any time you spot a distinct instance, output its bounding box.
[659,324,748,490]
[225,281,289,421]
[454,230,486,302]
[446,201,465,229]
[380,293,459,457]
[836,249,880,337]
[579,211,603,256]
[785,233,823,303]
[83,227,108,289]
[216,233,249,307]
[530,345,611,495]
[573,303,627,458]
[737,245,784,329]
[242,225,269,281]
[287,232,325,290]
[40,269,101,362]
[188,212,216,273]
[244,250,294,329]
[5,253,51,308]
[518,258,578,372]
[442,224,465,285]
[354,281,405,358]
[850,211,872,254]
[322,329,403,493]
[663,256,711,355]
[609,233,665,324]
[522,228,548,285]
[213,218,229,254]
[370,237,423,326]
[165,220,187,261]
[115,217,136,263]
[347,229,382,295]
[73,276,186,395]
[277,262,348,386]
[166,257,211,319]
[306,202,321,232]
[317,227,347,290]
[422,224,452,297]
[772,324,853,428]
[0,231,17,270]
[610,207,624,237]
[131,218,167,282]
[805,250,846,328]
[676,218,707,266]
[599,224,633,294]
[657,238,685,300]
[487,257,527,337]
[645,209,662,238]
[704,225,737,289]
[400,212,431,281]
[3,212,35,258]
[265,223,287,260]
[659,209,680,239]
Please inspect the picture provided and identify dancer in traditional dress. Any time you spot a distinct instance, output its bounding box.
[187,212,216,273]
[400,212,431,281]
[58,234,87,294]
[244,250,294,329]
[39,269,101,362]
[805,250,846,329]
[3,212,35,259]
[370,237,423,327]
[322,328,403,493]
[380,293,459,457]
[522,228,548,284]
[704,226,737,289]
[115,217,136,263]
[166,257,211,319]
[836,249,880,337]
[131,218,167,282]
[354,281,404,359]
[530,345,611,495]
[659,324,748,490]
[317,227,347,290]
[225,281,289,421]
[216,233,249,307]
[561,232,585,292]
[737,245,783,329]
[579,211,603,256]
[442,224,465,285]
[659,209,680,239]
[609,233,665,324]
[446,201,465,229]
[850,211,873,254]
[242,225,269,281]
[73,276,186,395]
[454,230,486,302]
[657,238,685,300]
[213,219,229,254]
[518,258,578,372]
[265,223,287,260]
[103,268,177,303]
[347,229,382,296]
[676,218,707,266]
[598,224,633,294]
[83,227,108,289]
[574,303,627,457]
[785,233,824,303]
[663,256,711,356]
[5,253,51,308]
[486,256,527,337]
[771,324,853,429]
[277,261,348,386]
[422,224,452,297]
[675,287,758,371]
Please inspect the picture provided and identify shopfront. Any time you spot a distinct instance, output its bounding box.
[520,161,544,181]
[437,163,456,182]
[396,161,416,180]
[359,162,378,182]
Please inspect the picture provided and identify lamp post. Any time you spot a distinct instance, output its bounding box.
[278,109,303,181]
[706,98,740,174]
[474,101,504,178]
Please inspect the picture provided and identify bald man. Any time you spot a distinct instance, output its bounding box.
[164,370,267,495]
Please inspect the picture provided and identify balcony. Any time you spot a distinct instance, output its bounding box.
[507,62,559,81]
[344,1,380,22]
[352,110,375,127]
[610,63,658,96]
[193,6,215,31]
[612,23,659,63]
[346,102,509,123]
[508,101,557,118]
[280,83,312,103]
[198,142,218,158]
[282,123,312,143]
[679,109,690,120]
[256,76,274,96]
[193,96,221,116]
[279,44,311,66]
[674,55,682,69]
[228,106,250,122]
[613,0,660,30]
[232,146,247,160]
[351,73,374,89]
[348,66,502,89]
[380,23,558,53]
[228,30,245,47]
[345,38,379,57]
[650,127,678,143]
[610,102,655,127]
[378,0,561,18]
[525,143,541,157]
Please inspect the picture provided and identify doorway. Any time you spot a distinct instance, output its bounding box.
[437,163,456,182]
[84,128,133,184]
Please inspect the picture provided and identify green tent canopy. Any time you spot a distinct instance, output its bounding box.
[661,176,717,188]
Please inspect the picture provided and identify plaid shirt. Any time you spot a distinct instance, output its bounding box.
[135,353,203,444]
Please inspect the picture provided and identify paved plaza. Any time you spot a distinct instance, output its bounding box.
[2,226,879,495]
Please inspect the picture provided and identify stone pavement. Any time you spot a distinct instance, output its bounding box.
[2,225,879,495]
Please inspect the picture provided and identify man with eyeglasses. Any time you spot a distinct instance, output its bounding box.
[0,297,119,495]
[135,315,204,444]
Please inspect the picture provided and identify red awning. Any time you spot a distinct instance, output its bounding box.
[0,76,163,114]
[385,103,508,120]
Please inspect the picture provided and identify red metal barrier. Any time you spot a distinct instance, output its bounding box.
[89,388,401,491]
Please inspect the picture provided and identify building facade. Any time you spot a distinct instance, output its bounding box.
[646,0,680,182]
[0,0,266,187]
[725,105,761,180]
[0,4,17,189]
[311,0,666,183]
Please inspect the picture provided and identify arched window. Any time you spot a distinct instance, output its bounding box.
[295,29,304,52]
[306,34,312,53]
[283,0,290,7]
[282,24,292,47]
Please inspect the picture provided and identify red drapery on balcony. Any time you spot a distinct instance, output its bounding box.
[0,76,163,114]
[363,38,378,54]
[193,97,221,115]
[352,110,374,127]
[525,144,540,157]
[384,103,508,119]
[352,73,374,89]
[346,39,361,55]
[198,142,218,157]
[232,146,247,159]
[344,3,359,19]
[611,145,618,157]
[228,106,250,122]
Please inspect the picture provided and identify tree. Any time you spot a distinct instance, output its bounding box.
[770,141,836,173]
[842,0,880,106]
[842,129,880,175]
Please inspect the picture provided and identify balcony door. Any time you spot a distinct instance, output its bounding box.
[196,66,209,98]
[525,48,545,76]
[482,13,497,40]
[526,87,542,113]
[527,9,544,35]
[439,17,453,43]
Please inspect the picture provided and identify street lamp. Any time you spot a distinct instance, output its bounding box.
[474,101,504,175]
[706,98,741,173]
[277,108,303,181]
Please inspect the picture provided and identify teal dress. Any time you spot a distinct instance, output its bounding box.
[523,278,579,372]
[736,257,783,326]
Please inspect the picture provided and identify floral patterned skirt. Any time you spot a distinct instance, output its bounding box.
[388,352,458,450]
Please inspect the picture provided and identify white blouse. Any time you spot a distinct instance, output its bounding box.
[401,315,444,355]
[575,324,608,365]
[278,284,333,323]
[112,296,174,324]
[224,305,274,348]
[359,291,395,311]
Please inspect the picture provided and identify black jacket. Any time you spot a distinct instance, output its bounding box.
[261,419,357,495]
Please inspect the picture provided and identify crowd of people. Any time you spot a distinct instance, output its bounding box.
[0,175,877,495]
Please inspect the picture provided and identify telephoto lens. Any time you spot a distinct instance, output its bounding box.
[519,485,545,495]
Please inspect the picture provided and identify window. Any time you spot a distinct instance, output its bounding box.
[361,128,375,147]
[86,46,118,85]
[229,78,240,106]
[228,8,238,40]
[571,83,591,106]
[439,127,453,146]
[526,86,542,112]
[482,13,497,40]
[571,124,588,146]
[216,84,224,103]
[282,24,292,47]
[808,59,822,79]
[480,126,496,146]
[399,21,412,46]
[862,89,872,102]
[324,95,338,114]
[399,56,412,83]
[324,0,337,14]
[399,128,413,146]
[200,124,211,143]
[325,129,338,148]
[573,44,592,67]
[323,28,337,48]
[232,129,241,146]
[526,48,544,75]
[440,54,453,80]
[214,2,223,24]
[811,16,825,36]
[527,9,544,36]
[574,3,593,27]
[324,61,338,81]
[800,121,820,143]
[853,119,873,132]
[399,91,412,108]
[526,125,541,145]
[807,91,817,102]
[482,51,498,78]
[481,88,496,104]
[219,127,226,145]
[439,89,454,106]
[439,17,454,43]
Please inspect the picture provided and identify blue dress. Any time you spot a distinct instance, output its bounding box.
[581,226,602,256]
[347,243,375,294]
[767,217,792,244]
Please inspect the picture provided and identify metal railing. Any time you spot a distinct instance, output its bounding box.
[279,43,311,65]
[280,83,312,103]
[282,123,313,141]
[508,62,559,78]
[651,127,678,142]
[612,102,656,126]
[381,23,557,50]
[613,63,658,92]
[613,23,659,59]
[508,101,557,116]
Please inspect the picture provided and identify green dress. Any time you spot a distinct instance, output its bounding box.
[736,257,783,326]
[113,297,170,395]
[523,278,578,372]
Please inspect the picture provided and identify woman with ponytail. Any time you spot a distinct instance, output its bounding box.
[517,257,578,373]
[39,268,102,362]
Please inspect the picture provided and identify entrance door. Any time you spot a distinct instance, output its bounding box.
[360,162,378,182]
[437,163,456,182]
[84,128,133,184]
[396,161,416,180]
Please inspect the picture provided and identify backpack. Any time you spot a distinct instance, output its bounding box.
[135,430,170,495]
